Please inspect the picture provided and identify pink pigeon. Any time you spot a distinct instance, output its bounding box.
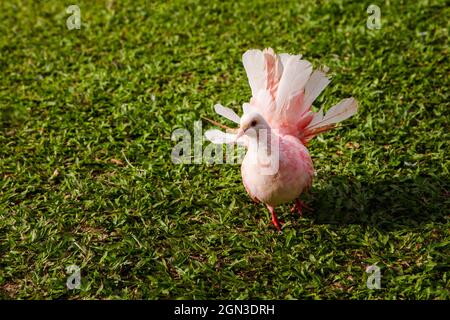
[205,48,358,232]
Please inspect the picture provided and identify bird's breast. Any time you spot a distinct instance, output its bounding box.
[241,135,314,207]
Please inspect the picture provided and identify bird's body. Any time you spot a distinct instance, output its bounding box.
[205,48,358,231]
[241,133,313,208]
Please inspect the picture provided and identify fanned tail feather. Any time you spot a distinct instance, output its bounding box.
[306,98,358,130]
[300,97,358,143]
[263,48,283,99]
[204,129,236,144]
[304,70,331,110]
[205,48,358,147]
[213,104,241,124]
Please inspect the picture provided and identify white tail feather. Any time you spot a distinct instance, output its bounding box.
[308,106,324,128]
[204,129,237,144]
[242,50,267,97]
[304,70,330,108]
[307,98,358,130]
[207,48,358,145]
[242,102,254,115]
[278,53,302,68]
[275,57,312,109]
[214,104,241,124]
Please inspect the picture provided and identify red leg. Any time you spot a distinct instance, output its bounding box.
[295,199,303,217]
[267,205,282,232]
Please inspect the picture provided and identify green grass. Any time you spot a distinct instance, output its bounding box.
[0,0,449,299]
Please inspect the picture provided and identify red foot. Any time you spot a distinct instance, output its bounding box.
[291,199,313,217]
[267,205,282,232]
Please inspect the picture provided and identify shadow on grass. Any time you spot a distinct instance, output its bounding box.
[307,175,449,230]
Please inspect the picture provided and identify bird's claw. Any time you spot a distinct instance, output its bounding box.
[292,199,313,217]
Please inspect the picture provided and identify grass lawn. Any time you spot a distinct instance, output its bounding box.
[0,0,449,299]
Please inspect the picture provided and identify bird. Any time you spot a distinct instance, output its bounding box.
[204,48,358,232]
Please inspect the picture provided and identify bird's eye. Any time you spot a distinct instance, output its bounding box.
[250,120,257,127]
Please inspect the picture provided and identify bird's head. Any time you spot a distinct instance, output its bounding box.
[236,112,270,140]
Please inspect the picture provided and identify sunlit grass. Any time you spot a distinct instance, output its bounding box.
[0,0,448,299]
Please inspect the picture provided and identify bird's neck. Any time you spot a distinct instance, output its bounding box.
[248,128,277,156]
